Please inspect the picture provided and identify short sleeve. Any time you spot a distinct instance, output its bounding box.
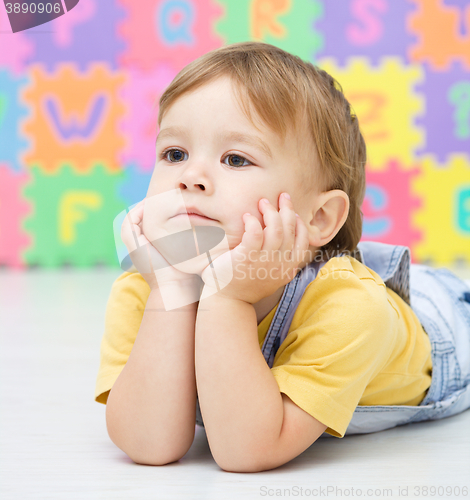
[94,272,151,404]
[270,265,397,438]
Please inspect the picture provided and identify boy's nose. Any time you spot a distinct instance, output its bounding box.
[179,181,207,191]
[177,163,211,192]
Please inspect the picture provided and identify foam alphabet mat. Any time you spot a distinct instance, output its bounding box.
[0,0,468,268]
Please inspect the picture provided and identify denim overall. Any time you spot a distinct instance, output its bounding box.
[195,241,470,437]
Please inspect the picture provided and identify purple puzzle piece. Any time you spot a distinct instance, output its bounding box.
[23,0,125,71]
[317,0,414,64]
[418,64,470,161]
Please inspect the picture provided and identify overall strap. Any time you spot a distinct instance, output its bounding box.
[260,242,412,369]
[356,241,411,306]
[260,258,334,368]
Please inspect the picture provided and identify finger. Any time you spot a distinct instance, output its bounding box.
[258,198,283,253]
[145,239,156,274]
[240,212,264,256]
[121,212,141,250]
[292,213,310,264]
[278,192,297,259]
[121,200,146,251]
[126,199,145,226]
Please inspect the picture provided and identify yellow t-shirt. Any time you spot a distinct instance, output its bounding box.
[95,255,432,438]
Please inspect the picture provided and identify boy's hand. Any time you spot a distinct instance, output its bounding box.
[199,193,310,304]
[121,199,201,295]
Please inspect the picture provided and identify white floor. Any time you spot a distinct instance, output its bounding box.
[1,266,470,500]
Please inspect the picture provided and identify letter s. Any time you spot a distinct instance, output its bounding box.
[346,0,388,46]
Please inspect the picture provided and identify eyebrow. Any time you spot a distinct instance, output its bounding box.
[155,126,273,160]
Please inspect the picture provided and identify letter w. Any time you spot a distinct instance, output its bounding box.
[44,94,107,141]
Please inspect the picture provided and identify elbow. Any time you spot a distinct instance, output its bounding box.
[212,443,276,474]
[215,452,290,473]
[215,455,273,473]
[108,422,194,466]
[212,432,296,473]
[127,447,191,467]
[105,400,194,466]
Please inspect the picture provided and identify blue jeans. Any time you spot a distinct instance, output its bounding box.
[195,241,470,437]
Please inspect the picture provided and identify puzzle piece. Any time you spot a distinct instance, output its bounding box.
[118,164,153,207]
[408,0,470,70]
[318,57,424,170]
[0,164,31,267]
[317,0,413,65]
[360,160,423,262]
[21,63,126,173]
[0,4,34,74]
[22,0,125,71]
[417,62,470,161]
[443,0,470,36]
[118,63,176,171]
[0,70,30,171]
[215,0,323,62]
[411,155,470,266]
[23,165,126,267]
[117,0,224,71]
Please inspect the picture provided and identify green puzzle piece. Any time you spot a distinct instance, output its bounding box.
[214,0,323,62]
[23,165,126,267]
[0,94,7,126]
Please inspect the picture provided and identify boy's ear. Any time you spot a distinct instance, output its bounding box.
[307,190,350,248]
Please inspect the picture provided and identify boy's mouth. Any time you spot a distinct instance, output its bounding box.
[172,206,217,221]
[174,213,215,221]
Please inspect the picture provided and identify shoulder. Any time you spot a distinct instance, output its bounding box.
[108,272,151,306]
[112,270,149,289]
[294,255,394,327]
[318,254,387,283]
[96,273,150,405]
[310,255,388,298]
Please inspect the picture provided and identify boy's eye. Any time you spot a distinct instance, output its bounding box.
[225,154,251,168]
[161,148,186,162]
[159,148,252,168]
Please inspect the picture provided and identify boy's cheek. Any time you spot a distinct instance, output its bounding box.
[141,213,158,242]
[142,191,183,241]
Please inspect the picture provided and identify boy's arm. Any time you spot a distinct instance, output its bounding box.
[195,294,327,473]
[105,286,198,465]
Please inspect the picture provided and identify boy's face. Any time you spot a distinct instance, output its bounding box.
[146,76,320,252]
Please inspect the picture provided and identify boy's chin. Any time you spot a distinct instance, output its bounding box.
[172,256,211,275]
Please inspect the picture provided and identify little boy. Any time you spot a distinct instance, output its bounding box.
[95,41,470,473]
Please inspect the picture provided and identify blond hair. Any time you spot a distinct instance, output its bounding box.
[157,41,366,260]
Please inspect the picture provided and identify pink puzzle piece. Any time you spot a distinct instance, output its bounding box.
[0,4,34,74]
[0,165,32,267]
[361,160,424,263]
[118,63,176,171]
[117,0,224,71]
